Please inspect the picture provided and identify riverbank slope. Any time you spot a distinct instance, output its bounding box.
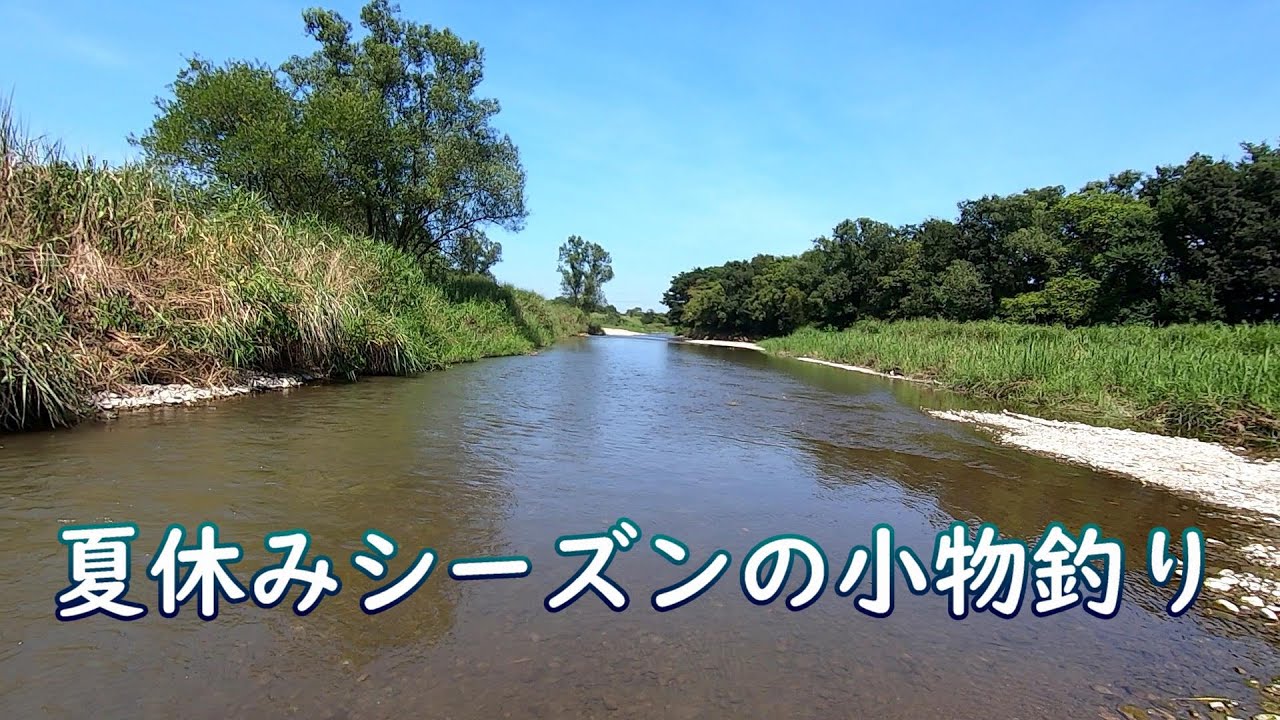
[1,117,585,432]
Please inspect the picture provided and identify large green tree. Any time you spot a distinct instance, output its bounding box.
[1144,143,1280,323]
[135,0,526,270]
[1056,182,1165,323]
[557,235,614,310]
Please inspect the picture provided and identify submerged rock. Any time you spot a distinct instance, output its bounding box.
[1118,705,1150,720]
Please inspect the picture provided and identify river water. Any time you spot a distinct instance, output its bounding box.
[1,336,1277,718]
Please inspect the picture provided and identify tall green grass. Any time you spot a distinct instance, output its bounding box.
[0,105,585,431]
[761,319,1280,449]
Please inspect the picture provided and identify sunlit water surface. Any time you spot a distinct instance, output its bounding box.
[2,337,1277,718]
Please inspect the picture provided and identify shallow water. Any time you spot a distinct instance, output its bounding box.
[1,337,1277,718]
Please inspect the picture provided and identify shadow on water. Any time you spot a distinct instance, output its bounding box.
[1,335,1278,719]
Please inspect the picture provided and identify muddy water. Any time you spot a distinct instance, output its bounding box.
[1,337,1277,719]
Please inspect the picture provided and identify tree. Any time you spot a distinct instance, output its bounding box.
[135,1,527,270]
[809,219,876,326]
[934,260,993,321]
[1144,143,1280,323]
[1057,187,1164,323]
[743,256,819,335]
[910,218,965,274]
[448,232,503,276]
[957,187,1067,298]
[663,267,715,327]
[683,280,730,336]
[557,235,614,310]
[1000,272,1099,326]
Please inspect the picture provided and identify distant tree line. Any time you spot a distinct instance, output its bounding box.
[664,142,1279,338]
[622,307,668,325]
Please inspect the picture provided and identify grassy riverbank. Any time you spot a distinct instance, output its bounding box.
[0,117,584,432]
[760,320,1279,449]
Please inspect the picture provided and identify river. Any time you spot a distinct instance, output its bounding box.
[1,336,1277,718]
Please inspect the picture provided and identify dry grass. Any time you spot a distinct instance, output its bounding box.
[0,103,584,431]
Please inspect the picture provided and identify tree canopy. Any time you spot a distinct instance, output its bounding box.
[558,235,614,311]
[665,142,1280,338]
[135,0,525,274]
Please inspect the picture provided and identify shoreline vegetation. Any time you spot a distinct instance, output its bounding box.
[663,318,1280,453]
[662,138,1279,454]
[676,328,1279,451]
[0,109,585,432]
[676,325,1278,452]
[645,333,1280,527]
[587,309,672,336]
[761,320,1279,450]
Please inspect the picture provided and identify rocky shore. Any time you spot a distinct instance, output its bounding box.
[1203,560,1280,622]
[90,372,327,413]
[929,410,1280,635]
[668,338,1280,634]
[928,410,1280,522]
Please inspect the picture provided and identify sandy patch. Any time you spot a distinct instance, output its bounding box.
[794,356,933,383]
[678,339,764,350]
[674,341,916,382]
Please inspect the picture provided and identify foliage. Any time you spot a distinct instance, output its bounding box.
[134,0,525,271]
[664,143,1280,337]
[999,272,1099,327]
[761,320,1280,449]
[587,307,670,334]
[623,306,667,325]
[682,280,730,336]
[934,260,992,321]
[0,105,581,432]
[557,235,614,310]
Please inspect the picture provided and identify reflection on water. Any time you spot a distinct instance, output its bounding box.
[1,337,1277,718]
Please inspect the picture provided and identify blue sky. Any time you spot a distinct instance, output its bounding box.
[3,1,1278,310]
